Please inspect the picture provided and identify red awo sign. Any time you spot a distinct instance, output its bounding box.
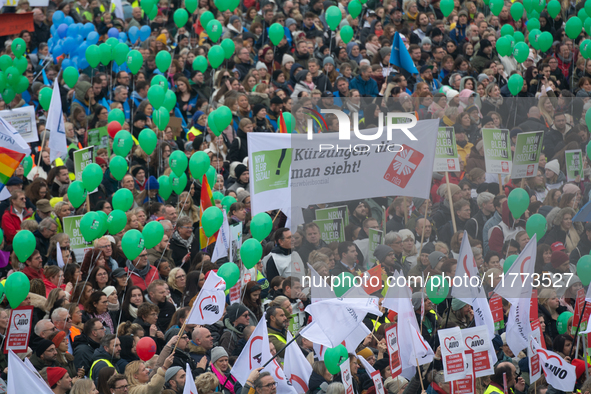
[4,306,34,354]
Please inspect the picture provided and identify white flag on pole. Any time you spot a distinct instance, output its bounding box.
[407,319,434,367]
[183,363,198,394]
[532,339,576,392]
[56,241,65,268]
[309,265,336,303]
[8,350,54,394]
[212,210,231,263]
[284,331,313,394]
[46,78,67,164]
[186,271,226,325]
[0,115,31,155]
[112,0,125,20]
[528,330,542,384]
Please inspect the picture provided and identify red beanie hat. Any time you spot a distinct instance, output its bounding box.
[550,251,569,269]
[46,367,67,387]
[51,331,66,349]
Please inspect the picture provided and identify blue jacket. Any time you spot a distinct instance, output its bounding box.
[450,23,467,44]
[109,98,132,120]
[349,75,379,97]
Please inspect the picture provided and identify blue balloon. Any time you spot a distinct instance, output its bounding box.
[70,57,78,70]
[139,25,151,42]
[47,37,54,49]
[52,10,65,25]
[57,23,68,39]
[82,23,95,38]
[128,26,139,43]
[108,27,119,38]
[79,57,89,70]
[52,44,63,57]
[64,16,74,25]
[63,37,76,53]
[87,31,99,45]
[66,24,78,38]
[61,58,72,69]
[118,32,127,42]
[76,35,84,45]
[50,24,57,37]
[77,42,89,57]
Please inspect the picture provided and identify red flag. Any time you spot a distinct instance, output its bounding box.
[199,174,216,248]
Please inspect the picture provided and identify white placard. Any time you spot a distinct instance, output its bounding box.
[0,106,37,143]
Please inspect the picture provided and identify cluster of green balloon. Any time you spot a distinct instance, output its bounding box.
[205,45,225,69]
[557,311,573,335]
[212,191,224,201]
[326,6,342,30]
[324,345,349,374]
[173,9,189,28]
[208,106,233,136]
[334,272,354,296]
[107,209,127,234]
[425,275,449,304]
[206,165,217,187]
[221,196,237,211]
[13,230,36,262]
[169,150,188,177]
[67,181,87,208]
[21,156,33,177]
[147,84,172,130]
[138,129,157,155]
[85,38,130,68]
[507,188,529,218]
[489,0,503,15]
[80,211,106,242]
[139,0,161,20]
[218,262,240,287]
[113,188,134,211]
[143,221,164,249]
[503,254,517,274]
[122,229,145,260]
[0,39,31,103]
[565,16,583,39]
[109,156,129,181]
[529,30,553,52]
[240,238,263,269]
[251,213,272,241]
[578,255,591,285]
[190,151,211,180]
[526,213,547,239]
[269,23,285,46]
[507,74,524,96]
[5,272,29,308]
[202,206,224,237]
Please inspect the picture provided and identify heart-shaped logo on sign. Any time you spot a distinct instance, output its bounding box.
[13,313,26,331]
[464,335,481,352]
[443,336,456,353]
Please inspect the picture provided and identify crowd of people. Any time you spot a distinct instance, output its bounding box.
[1,0,591,392]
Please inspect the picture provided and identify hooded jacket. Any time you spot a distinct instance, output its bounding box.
[291,70,315,98]
[71,81,98,116]
[541,207,581,253]
[90,345,121,384]
[72,332,101,372]
[219,318,245,356]
[227,126,248,163]
[488,201,526,253]
[465,144,486,172]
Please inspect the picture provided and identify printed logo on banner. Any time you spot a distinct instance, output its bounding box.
[4,307,34,354]
[370,371,386,394]
[502,162,509,172]
[252,149,293,193]
[452,354,475,394]
[385,324,402,378]
[384,145,424,188]
[461,326,494,378]
[447,159,456,170]
[527,165,535,176]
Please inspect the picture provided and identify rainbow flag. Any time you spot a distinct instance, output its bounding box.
[199,174,217,249]
[278,111,287,134]
[0,147,25,192]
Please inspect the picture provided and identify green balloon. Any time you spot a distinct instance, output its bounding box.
[63,66,79,88]
[510,2,524,21]
[200,11,214,28]
[158,175,172,200]
[579,8,587,22]
[206,165,217,188]
[21,155,33,176]
[151,74,168,91]
[534,0,546,12]
[513,31,525,42]
[240,238,263,269]
[250,212,272,242]
[0,55,11,72]
[113,130,133,156]
[206,20,223,42]
[5,271,30,309]
[496,36,512,56]
[13,230,36,262]
[163,89,176,112]
[207,45,225,68]
[490,0,504,15]
[545,0,560,18]
[99,43,112,66]
[527,18,540,31]
[112,188,134,211]
[218,262,240,288]
[221,39,235,59]
[500,24,514,37]
[557,311,573,335]
[85,45,101,68]
[566,16,583,39]
[113,42,130,66]
[503,255,518,274]
[193,56,208,73]
[169,150,188,177]
[325,6,341,30]
[2,88,15,104]
[214,106,233,131]
[221,196,236,211]
[147,5,157,19]
[587,109,591,134]
[174,8,189,28]
[96,210,108,237]
[0,72,6,92]
[214,0,229,11]
[212,191,224,201]
[127,50,143,74]
[529,29,542,49]
[142,221,164,249]
[109,155,128,180]
[121,229,145,260]
[5,67,19,86]
[538,31,553,51]
[140,0,155,13]
[269,23,284,46]
[507,188,529,218]
[189,151,210,180]
[155,50,172,72]
[107,209,127,234]
[586,0,591,18]
[426,275,449,304]
[139,128,157,155]
[282,112,295,133]
[148,85,165,109]
[108,108,126,126]
[202,206,223,237]
[526,213,547,239]
[106,37,119,49]
[513,42,529,63]
[153,107,170,130]
[186,0,197,13]
[67,181,87,209]
[207,110,220,136]
[528,10,540,19]
[507,74,524,96]
[13,56,28,75]
[82,163,103,191]
[80,211,102,242]
[11,38,26,57]
[348,0,362,18]
[324,345,348,374]
[170,172,187,194]
[586,18,591,36]
[14,76,29,95]
[523,0,534,11]
[578,255,591,285]
[334,272,355,297]
[340,25,354,44]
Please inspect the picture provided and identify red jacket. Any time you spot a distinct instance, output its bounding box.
[43,276,66,297]
[1,205,31,243]
[126,265,160,291]
[22,266,43,281]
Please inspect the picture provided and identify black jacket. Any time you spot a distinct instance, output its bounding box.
[517,116,549,133]
[298,238,328,263]
[464,210,493,241]
[570,234,591,266]
[169,234,200,272]
[543,128,564,159]
[90,346,122,384]
[385,214,405,233]
[227,127,248,163]
[72,333,101,373]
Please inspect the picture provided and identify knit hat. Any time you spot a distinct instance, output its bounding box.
[550,251,569,269]
[256,61,267,71]
[437,183,461,198]
[252,103,266,117]
[51,331,66,348]
[478,73,489,83]
[412,197,425,210]
[379,47,391,58]
[384,376,409,393]
[156,34,167,45]
[411,292,424,311]
[285,18,297,28]
[545,159,560,175]
[428,251,445,269]
[46,367,68,387]
[282,54,295,66]
[357,347,374,360]
[237,189,250,203]
[134,112,148,123]
[272,70,284,81]
[373,244,394,263]
[421,243,435,255]
[229,15,240,24]
[421,37,432,46]
[146,175,159,190]
[6,177,22,186]
[102,286,117,298]
[398,229,415,243]
[235,164,248,179]
[563,183,579,195]
[35,339,55,357]
[226,303,249,324]
[95,156,107,167]
[165,366,183,383]
[458,9,468,18]
[112,267,126,278]
[131,165,146,178]
[481,116,493,126]
[323,56,335,66]
[211,346,228,364]
[36,199,53,213]
[451,298,467,311]
[446,89,459,99]
[373,358,390,372]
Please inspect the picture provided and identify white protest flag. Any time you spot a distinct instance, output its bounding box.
[56,241,65,268]
[585,282,591,304]
[407,319,434,367]
[111,0,124,19]
[0,114,31,155]
[532,338,576,392]
[340,359,355,394]
[528,330,542,384]
[358,356,386,394]
[453,231,495,340]
[212,210,231,263]
[46,78,67,163]
[437,327,466,382]
[8,350,53,394]
[186,271,226,325]
[183,363,198,394]
[284,331,313,394]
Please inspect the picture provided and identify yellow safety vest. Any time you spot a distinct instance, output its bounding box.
[89,358,114,380]
[371,317,391,332]
[268,333,287,344]
[484,384,512,394]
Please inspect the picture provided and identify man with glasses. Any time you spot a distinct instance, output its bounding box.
[126,248,159,291]
[146,280,176,332]
[382,234,407,275]
[253,372,277,394]
[73,318,105,374]
[108,373,129,394]
[31,339,59,371]
[170,216,200,272]
[94,236,119,271]
[35,319,57,340]
[1,189,32,243]
[34,217,58,264]
[51,308,73,351]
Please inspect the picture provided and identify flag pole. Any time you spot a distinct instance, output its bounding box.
[417,199,429,257]
[409,324,426,392]
[262,333,301,367]
[445,172,457,233]
[172,300,198,353]
[570,301,587,359]
[36,130,47,168]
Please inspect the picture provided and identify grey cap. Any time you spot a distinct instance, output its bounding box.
[411,292,424,311]
[428,251,446,269]
[421,243,435,255]
[211,346,229,364]
[373,244,394,263]
[164,366,183,382]
[112,268,127,278]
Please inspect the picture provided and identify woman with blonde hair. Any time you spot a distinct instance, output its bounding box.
[124,354,174,394]
[167,267,187,308]
[542,207,581,253]
[543,188,562,207]
[195,372,219,394]
[70,378,98,394]
[538,288,567,340]
[123,211,144,233]
[538,96,554,128]
[398,229,418,267]
[176,191,199,223]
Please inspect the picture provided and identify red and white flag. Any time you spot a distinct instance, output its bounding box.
[183,363,198,394]
[284,332,312,394]
[384,324,402,378]
[340,358,355,394]
[357,356,386,394]
[407,319,434,367]
[186,271,226,325]
[528,330,542,384]
[532,338,576,392]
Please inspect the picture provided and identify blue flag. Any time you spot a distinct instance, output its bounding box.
[390,32,418,74]
[42,69,50,86]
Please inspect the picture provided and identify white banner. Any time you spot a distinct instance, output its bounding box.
[340,358,354,394]
[461,326,495,378]
[0,106,37,143]
[186,272,226,325]
[438,327,467,382]
[533,339,576,392]
[385,324,402,378]
[284,331,313,394]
